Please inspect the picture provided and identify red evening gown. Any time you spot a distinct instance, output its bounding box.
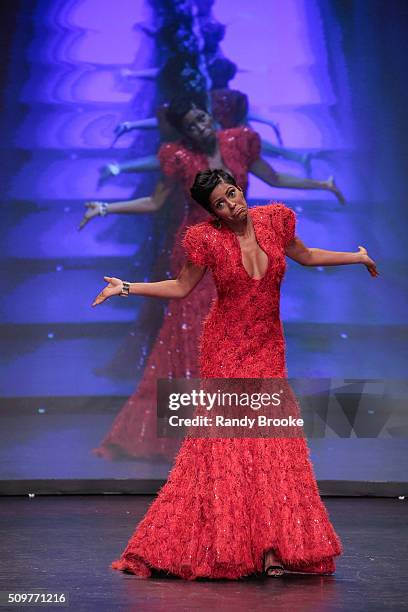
[93,126,267,461]
[111,204,343,579]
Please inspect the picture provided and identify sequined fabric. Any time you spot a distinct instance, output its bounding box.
[157,125,262,190]
[111,204,343,580]
[93,126,263,460]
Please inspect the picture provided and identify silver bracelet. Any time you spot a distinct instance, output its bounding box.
[120,281,130,297]
[99,202,109,217]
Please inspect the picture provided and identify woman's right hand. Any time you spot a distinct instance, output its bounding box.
[111,122,133,146]
[92,277,124,307]
[98,162,120,188]
[114,121,133,139]
[78,201,105,231]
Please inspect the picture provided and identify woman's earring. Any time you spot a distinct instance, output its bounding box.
[214,217,222,229]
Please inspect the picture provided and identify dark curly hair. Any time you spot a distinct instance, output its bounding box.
[166,94,209,132]
[208,57,237,89]
[190,168,238,212]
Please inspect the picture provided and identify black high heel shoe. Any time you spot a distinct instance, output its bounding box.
[264,551,285,577]
[265,563,285,577]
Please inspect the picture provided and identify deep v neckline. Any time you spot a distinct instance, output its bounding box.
[205,132,234,176]
[225,208,270,281]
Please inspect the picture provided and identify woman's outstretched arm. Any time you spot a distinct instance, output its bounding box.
[98,155,160,185]
[78,177,180,230]
[249,157,345,204]
[91,260,207,307]
[285,236,379,277]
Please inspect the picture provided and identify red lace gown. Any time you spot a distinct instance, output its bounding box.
[93,126,265,461]
[111,204,343,579]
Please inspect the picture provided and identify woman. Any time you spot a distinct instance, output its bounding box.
[83,97,346,463]
[91,169,378,579]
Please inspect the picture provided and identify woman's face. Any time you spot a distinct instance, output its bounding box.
[181,107,216,149]
[208,181,248,223]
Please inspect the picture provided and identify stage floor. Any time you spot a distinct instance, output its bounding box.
[1,496,406,611]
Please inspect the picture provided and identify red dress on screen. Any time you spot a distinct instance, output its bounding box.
[110,204,343,579]
[93,126,267,461]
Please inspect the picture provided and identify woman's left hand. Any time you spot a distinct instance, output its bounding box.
[357,246,379,277]
[92,277,123,306]
[98,163,120,188]
[327,175,346,205]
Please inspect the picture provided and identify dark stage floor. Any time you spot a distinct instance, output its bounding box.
[1,496,406,611]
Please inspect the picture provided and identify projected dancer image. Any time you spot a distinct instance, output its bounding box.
[102,68,316,180]
[91,169,378,579]
[81,96,345,462]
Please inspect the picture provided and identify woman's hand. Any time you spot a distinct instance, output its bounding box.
[78,201,106,231]
[92,277,123,306]
[111,122,133,146]
[357,246,379,277]
[98,162,120,188]
[326,176,346,205]
[114,121,133,138]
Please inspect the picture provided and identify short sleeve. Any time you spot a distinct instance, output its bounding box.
[269,203,297,248]
[157,142,184,181]
[242,126,261,166]
[280,204,296,247]
[181,223,211,268]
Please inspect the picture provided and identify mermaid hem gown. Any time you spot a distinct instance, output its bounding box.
[110,204,343,579]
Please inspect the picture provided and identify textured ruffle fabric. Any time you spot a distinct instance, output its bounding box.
[93,126,263,461]
[111,205,343,579]
[112,438,341,580]
[183,205,295,379]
